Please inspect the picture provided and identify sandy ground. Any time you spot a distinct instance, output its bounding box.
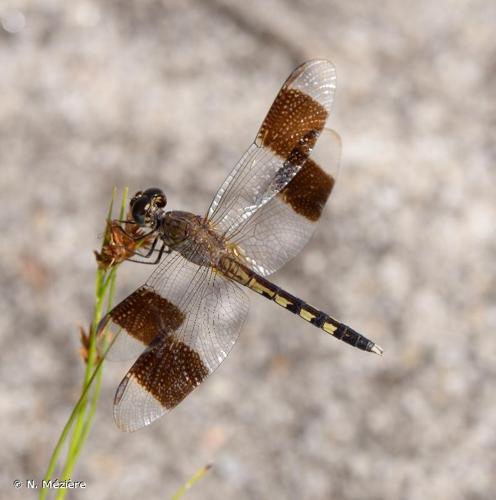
[1,1,495,499]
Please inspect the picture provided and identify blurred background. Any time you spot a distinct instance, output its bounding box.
[1,1,495,499]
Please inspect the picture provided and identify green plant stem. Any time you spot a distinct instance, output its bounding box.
[38,339,111,499]
[41,272,110,500]
[171,465,212,500]
[54,273,110,499]
[40,189,126,500]
[56,268,118,498]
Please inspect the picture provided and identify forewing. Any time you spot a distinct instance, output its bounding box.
[207,60,336,238]
[100,246,249,432]
[230,128,341,276]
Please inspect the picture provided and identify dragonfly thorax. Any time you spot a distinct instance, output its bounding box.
[159,211,198,247]
[160,211,228,266]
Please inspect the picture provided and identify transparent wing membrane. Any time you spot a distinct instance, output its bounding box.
[99,245,248,431]
[228,128,341,276]
[208,60,337,242]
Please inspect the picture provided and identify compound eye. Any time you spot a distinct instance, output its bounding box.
[130,191,143,208]
[131,196,149,226]
[153,194,167,208]
[143,188,166,206]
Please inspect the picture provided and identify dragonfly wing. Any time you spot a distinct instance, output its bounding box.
[230,128,341,276]
[98,245,248,431]
[208,60,337,242]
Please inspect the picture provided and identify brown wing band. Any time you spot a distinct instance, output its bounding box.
[109,286,185,345]
[119,336,209,409]
[278,158,334,221]
[257,87,328,159]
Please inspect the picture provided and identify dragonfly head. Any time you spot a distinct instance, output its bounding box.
[130,187,167,228]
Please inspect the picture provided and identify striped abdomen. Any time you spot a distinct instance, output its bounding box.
[219,257,382,355]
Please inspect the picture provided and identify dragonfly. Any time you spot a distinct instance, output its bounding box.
[97,60,383,432]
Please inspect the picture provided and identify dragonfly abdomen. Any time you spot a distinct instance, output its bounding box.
[221,258,382,355]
